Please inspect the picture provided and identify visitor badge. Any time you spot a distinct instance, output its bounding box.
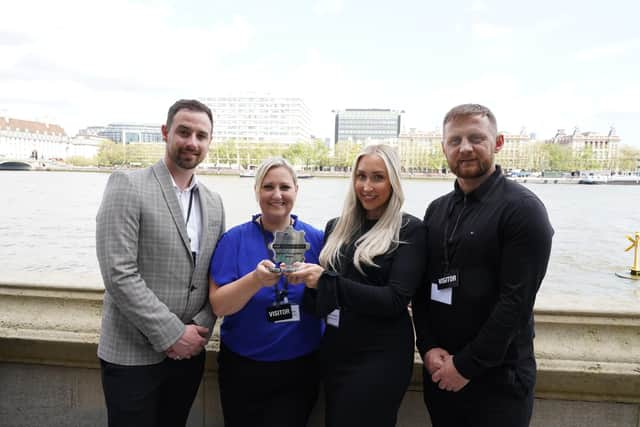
[274,304,300,323]
[266,303,295,322]
[437,270,459,289]
[327,309,340,327]
[431,283,452,305]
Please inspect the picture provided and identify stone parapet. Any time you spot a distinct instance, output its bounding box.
[1,281,640,426]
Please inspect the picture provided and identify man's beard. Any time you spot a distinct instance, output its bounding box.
[173,148,202,170]
[450,157,492,179]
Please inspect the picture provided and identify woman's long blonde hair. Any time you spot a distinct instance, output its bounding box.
[319,144,405,274]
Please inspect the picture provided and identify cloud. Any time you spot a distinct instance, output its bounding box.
[574,39,640,61]
[0,0,255,133]
[471,21,512,39]
[466,0,488,13]
[313,0,344,16]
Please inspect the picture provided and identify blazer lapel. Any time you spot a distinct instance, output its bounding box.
[151,160,192,255]
[198,188,210,255]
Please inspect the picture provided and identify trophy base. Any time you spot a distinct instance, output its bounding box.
[615,271,640,280]
[268,266,300,274]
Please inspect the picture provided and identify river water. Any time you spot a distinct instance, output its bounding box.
[1,170,639,312]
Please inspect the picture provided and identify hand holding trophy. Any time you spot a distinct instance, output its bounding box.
[265,225,310,323]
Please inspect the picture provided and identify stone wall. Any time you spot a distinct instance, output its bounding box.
[1,281,639,426]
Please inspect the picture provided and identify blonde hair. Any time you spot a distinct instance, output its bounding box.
[319,144,405,275]
[253,157,298,202]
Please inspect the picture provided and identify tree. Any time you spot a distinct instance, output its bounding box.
[577,145,598,171]
[333,141,362,170]
[617,145,640,172]
[309,140,330,170]
[539,143,572,171]
[283,142,310,167]
[96,141,126,166]
[66,156,95,167]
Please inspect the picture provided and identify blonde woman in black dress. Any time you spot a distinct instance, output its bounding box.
[287,144,427,427]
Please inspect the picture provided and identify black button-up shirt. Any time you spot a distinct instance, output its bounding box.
[413,166,554,387]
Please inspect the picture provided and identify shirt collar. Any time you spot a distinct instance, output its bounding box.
[168,171,198,192]
[453,164,503,202]
[252,213,298,229]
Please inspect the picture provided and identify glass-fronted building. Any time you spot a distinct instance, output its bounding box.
[334,109,402,144]
[97,123,163,144]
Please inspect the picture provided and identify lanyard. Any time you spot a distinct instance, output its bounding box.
[185,186,196,225]
[183,186,197,263]
[442,195,467,272]
[258,217,289,304]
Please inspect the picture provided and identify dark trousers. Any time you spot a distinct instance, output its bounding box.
[100,352,205,427]
[217,344,319,427]
[423,367,534,427]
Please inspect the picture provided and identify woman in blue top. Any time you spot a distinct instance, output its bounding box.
[208,157,324,427]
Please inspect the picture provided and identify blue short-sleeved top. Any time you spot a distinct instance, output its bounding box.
[209,214,324,361]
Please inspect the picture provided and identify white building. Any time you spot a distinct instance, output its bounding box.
[67,136,103,159]
[200,95,312,144]
[0,117,103,161]
[551,127,620,169]
[497,129,536,170]
[397,128,442,171]
[0,117,69,160]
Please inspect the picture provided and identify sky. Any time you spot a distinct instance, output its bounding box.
[1,0,640,147]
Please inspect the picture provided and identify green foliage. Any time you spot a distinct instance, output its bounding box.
[283,140,329,169]
[95,140,126,166]
[334,141,362,169]
[617,145,640,172]
[65,156,95,167]
[125,144,164,166]
[95,141,165,167]
[538,143,573,171]
[92,137,636,173]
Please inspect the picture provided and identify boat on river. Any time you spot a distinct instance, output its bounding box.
[578,174,640,185]
[578,175,608,185]
[607,175,640,185]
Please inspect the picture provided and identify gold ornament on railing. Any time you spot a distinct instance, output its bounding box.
[615,232,640,280]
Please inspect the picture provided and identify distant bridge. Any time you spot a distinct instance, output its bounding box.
[0,160,32,170]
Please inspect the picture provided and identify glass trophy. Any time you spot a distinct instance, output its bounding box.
[268,225,310,273]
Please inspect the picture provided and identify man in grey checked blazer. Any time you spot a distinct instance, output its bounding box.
[96,99,225,427]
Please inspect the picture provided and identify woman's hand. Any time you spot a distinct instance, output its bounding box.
[254,260,282,287]
[284,262,324,289]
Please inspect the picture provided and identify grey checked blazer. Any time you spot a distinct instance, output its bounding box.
[96,160,225,365]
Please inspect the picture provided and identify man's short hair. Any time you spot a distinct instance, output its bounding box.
[166,99,214,133]
[443,103,497,134]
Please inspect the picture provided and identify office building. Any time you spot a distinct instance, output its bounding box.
[200,95,312,144]
[334,109,402,144]
[97,123,163,144]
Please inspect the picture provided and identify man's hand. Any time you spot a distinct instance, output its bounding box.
[431,355,469,392]
[166,324,209,359]
[424,347,449,375]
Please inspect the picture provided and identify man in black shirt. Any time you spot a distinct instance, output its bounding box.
[412,104,554,427]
